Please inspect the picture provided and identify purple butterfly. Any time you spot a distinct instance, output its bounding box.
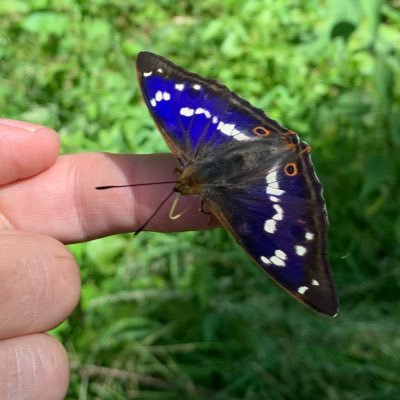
[136,51,338,316]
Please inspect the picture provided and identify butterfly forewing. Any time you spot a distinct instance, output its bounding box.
[136,51,338,316]
[136,51,290,165]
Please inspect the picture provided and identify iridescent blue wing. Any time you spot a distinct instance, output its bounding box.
[136,51,289,167]
[136,51,338,316]
[204,141,338,316]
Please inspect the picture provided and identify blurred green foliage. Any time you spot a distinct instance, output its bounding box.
[1,0,400,398]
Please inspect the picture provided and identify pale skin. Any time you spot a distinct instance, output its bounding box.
[0,119,213,399]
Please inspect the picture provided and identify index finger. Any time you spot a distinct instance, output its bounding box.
[0,152,215,243]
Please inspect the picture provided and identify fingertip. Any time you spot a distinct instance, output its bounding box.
[0,333,69,400]
[0,232,81,339]
[0,120,60,185]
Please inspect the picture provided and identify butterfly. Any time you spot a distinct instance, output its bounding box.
[136,51,338,316]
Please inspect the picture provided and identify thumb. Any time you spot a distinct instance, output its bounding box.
[0,119,60,185]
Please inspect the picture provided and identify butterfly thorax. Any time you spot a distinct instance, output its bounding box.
[174,138,296,197]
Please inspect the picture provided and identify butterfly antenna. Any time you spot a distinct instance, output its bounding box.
[96,181,177,190]
[299,144,312,154]
[134,191,175,236]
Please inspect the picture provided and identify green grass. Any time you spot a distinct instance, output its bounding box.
[1,0,400,398]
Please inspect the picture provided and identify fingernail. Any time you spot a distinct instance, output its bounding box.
[0,212,14,230]
[0,119,43,133]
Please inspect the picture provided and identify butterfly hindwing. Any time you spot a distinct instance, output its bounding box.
[203,141,337,315]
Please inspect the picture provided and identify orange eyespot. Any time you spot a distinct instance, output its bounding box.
[253,126,270,136]
[284,162,298,176]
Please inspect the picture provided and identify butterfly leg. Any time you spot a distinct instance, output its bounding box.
[199,198,213,226]
[174,166,183,175]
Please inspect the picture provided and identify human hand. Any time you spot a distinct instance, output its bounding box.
[0,119,212,399]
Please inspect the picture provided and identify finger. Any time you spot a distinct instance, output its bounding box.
[0,231,80,340]
[0,153,217,243]
[0,333,69,400]
[0,119,60,185]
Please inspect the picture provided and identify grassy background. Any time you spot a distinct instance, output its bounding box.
[1,0,400,398]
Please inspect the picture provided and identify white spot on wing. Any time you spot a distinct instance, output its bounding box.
[260,256,271,265]
[267,170,277,186]
[195,108,211,118]
[311,279,320,286]
[272,204,283,221]
[219,122,234,135]
[270,256,285,267]
[163,91,171,101]
[267,186,285,196]
[265,203,285,235]
[155,91,163,102]
[305,232,315,241]
[150,99,156,107]
[217,121,249,141]
[143,71,152,77]
[232,131,250,141]
[264,219,276,234]
[193,83,201,90]
[180,107,194,117]
[157,68,163,73]
[175,83,184,91]
[295,245,307,256]
[212,116,218,124]
[266,169,285,196]
[270,196,279,203]
[297,286,309,295]
[275,249,287,260]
